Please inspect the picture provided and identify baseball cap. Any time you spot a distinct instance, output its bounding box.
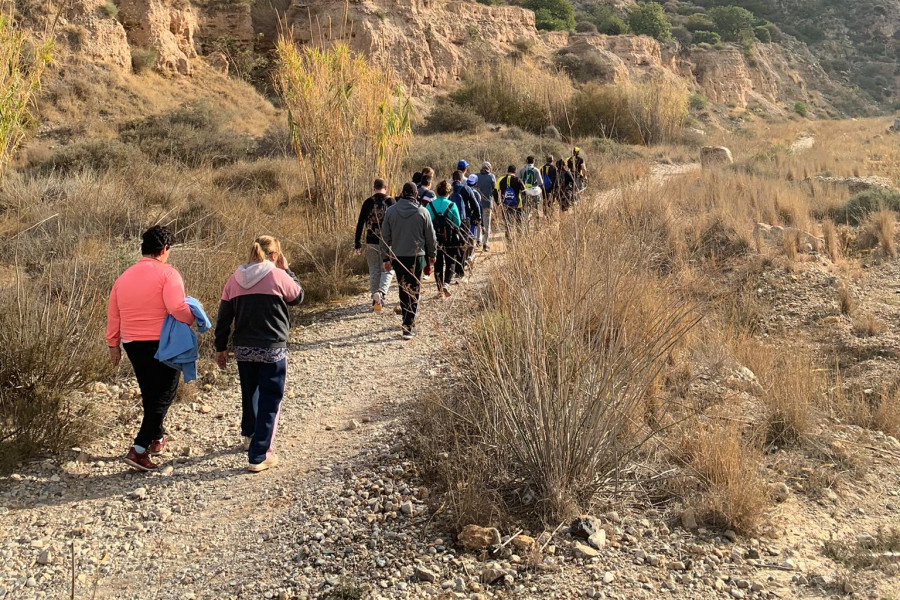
[466,174,478,185]
[457,160,469,170]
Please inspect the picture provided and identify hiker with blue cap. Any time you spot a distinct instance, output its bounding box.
[449,168,481,280]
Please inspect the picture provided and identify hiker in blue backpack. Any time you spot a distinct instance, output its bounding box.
[427,180,463,299]
[497,165,526,240]
[474,161,498,251]
[541,155,558,215]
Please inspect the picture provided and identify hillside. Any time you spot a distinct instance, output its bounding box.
[9,0,885,131]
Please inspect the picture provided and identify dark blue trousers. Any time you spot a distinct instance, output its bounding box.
[237,359,287,464]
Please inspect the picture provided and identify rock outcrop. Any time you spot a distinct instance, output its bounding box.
[64,0,131,71]
[118,0,199,75]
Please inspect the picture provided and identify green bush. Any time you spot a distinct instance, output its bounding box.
[685,13,715,31]
[101,0,118,19]
[422,101,486,134]
[118,102,252,168]
[708,6,756,45]
[130,47,157,74]
[524,0,576,31]
[671,25,692,45]
[628,2,672,41]
[37,139,143,174]
[598,15,629,34]
[692,30,722,45]
[689,92,709,110]
[754,25,772,42]
[829,188,900,226]
[575,21,598,33]
[555,51,613,83]
[793,101,809,117]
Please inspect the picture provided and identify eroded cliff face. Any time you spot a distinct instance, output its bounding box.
[44,0,859,114]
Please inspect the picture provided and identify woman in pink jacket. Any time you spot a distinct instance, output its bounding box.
[106,226,194,471]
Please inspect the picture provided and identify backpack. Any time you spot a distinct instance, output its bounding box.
[500,176,520,208]
[432,203,461,247]
[521,166,539,188]
[541,165,553,190]
[366,196,390,233]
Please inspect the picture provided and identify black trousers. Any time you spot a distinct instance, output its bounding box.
[392,256,425,330]
[123,341,180,449]
[435,246,458,291]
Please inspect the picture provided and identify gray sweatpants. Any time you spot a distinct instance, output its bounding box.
[479,207,492,248]
[365,244,394,297]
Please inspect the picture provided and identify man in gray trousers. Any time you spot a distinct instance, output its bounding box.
[381,182,437,340]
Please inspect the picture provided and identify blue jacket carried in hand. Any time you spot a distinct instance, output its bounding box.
[154,297,211,383]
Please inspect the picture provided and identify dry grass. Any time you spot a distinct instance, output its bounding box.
[679,423,769,534]
[837,282,857,316]
[868,209,897,257]
[822,219,842,262]
[852,312,887,338]
[417,208,698,524]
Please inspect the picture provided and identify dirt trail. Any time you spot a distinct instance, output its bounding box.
[0,232,506,598]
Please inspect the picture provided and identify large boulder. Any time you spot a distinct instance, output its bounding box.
[700,146,733,169]
[458,525,501,551]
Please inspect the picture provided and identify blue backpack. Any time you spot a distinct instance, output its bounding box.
[501,176,519,208]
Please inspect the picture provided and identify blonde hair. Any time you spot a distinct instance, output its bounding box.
[249,235,281,264]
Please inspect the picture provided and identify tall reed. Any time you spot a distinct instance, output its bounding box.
[274,37,412,229]
[0,13,52,177]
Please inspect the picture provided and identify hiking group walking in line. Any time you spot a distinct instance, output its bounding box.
[106,150,586,474]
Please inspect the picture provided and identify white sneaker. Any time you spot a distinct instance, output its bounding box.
[371,291,383,313]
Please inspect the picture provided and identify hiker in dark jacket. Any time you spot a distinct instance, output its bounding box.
[215,235,304,473]
[541,155,558,214]
[450,170,481,278]
[354,179,396,313]
[556,159,576,212]
[497,165,526,239]
[381,182,438,340]
[475,161,498,251]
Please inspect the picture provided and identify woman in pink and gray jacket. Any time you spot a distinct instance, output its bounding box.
[214,235,303,472]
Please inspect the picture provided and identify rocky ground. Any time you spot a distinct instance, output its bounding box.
[3,185,900,600]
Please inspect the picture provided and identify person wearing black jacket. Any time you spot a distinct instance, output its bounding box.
[556,159,576,212]
[541,155,558,214]
[497,166,526,239]
[450,170,481,278]
[354,179,396,313]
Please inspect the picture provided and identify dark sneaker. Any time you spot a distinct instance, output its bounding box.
[401,329,416,341]
[124,447,158,472]
[483,244,489,251]
[148,436,166,455]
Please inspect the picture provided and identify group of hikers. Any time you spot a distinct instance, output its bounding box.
[105,150,586,474]
[353,150,588,338]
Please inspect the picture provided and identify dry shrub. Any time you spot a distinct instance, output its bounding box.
[822,219,842,262]
[571,76,689,144]
[418,213,698,523]
[0,15,51,177]
[852,312,887,338]
[837,282,857,316]
[868,209,897,257]
[274,39,412,228]
[830,380,900,437]
[738,340,822,446]
[451,60,575,135]
[681,423,769,534]
[0,270,111,467]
